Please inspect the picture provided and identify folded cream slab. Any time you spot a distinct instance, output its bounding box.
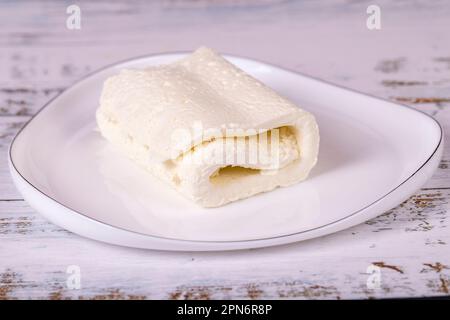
[96,47,319,207]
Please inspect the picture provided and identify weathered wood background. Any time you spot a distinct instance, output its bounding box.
[1,0,450,299]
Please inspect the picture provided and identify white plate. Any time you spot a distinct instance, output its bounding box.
[9,53,443,251]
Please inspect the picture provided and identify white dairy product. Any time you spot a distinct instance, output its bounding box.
[96,47,319,207]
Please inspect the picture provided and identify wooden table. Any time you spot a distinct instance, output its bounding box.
[1,0,449,299]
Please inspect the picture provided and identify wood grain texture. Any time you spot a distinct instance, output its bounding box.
[1,0,450,299]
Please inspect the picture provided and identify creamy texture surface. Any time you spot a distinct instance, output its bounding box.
[97,47,319,207]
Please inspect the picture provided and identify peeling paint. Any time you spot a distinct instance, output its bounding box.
[372,262,404,274]
[277,283,339,299]
[381,80,427,87]
[375,58,406,73]
[439,275,449,294]
[392,97,450,104]
[84,289,147,300]
[0,270,18,300]
[169,286,213,300]
[246,284,264,299]
[422,262,449,273]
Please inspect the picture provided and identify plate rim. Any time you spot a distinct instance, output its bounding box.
[8,51,444,246]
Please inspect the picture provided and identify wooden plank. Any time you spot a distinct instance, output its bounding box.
[0,188,449,299]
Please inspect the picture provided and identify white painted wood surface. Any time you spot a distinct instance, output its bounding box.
[1,0,450,299]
